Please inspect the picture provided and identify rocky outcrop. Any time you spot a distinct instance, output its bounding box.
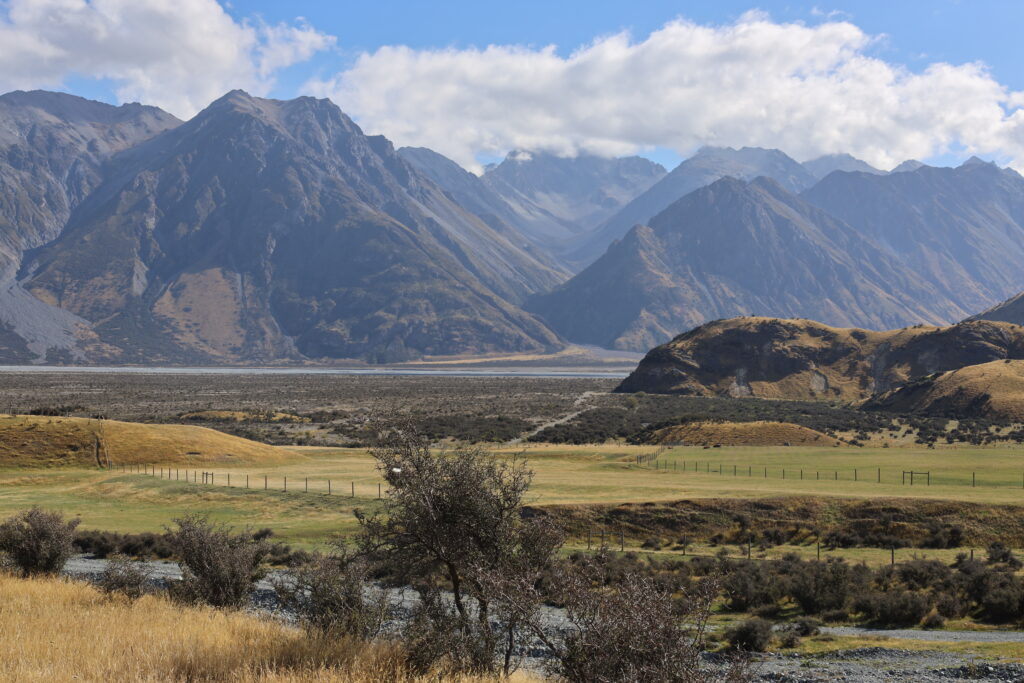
[616,316,1024,401]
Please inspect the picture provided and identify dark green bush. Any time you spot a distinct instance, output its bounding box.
[726,618,773,652]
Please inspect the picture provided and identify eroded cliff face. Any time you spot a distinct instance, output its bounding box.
[616,316,1024,401]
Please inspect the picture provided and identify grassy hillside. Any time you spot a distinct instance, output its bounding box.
[865,359,1024,421]
[650,421,839,446]
[0,415,296,467]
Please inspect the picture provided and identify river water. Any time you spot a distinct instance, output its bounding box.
[0,365,629,379]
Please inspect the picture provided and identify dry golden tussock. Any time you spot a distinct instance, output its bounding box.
[0,574,538,682]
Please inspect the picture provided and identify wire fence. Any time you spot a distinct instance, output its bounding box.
[643,457,1024,490]
[112,462,387,499]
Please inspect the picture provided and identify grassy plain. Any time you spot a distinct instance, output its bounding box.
[6,442,1024,554]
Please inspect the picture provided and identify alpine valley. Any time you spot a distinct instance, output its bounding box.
[3,88,1024,365]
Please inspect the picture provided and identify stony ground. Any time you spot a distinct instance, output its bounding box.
[62,556,1024,682]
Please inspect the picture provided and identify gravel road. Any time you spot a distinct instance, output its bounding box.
[62,556,1024,681]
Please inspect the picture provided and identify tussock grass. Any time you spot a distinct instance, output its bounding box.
[0,573,536,682]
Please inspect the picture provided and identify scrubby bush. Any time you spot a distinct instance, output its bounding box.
[0,507,79,576]
[987,542,1022,568]
[97,554,151,599]
[166,516,270,608]
[790,617,821,637]
[275,545,389,638]
[75,529,175,559]
[723,561,781,612]
[855,590,931,626]
[726,618,773,652]
[788,559,859,615]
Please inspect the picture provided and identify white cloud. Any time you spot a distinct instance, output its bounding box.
[306,12,1024,173]
[0,0,335,118]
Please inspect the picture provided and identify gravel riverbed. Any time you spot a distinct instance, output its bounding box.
[62,556,1024,681]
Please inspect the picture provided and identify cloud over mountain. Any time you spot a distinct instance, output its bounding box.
[309,11,1024,172]
[0,0,335,117]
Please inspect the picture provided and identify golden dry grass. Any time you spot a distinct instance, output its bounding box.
[0,573,538,682]
[872,359,1024,421]
[651,421,839,447]
[0,415,297,467]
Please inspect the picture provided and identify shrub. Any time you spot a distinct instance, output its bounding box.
[987,542,1022,568]
[788,559,857,615]
[978,573,1024,622]
[921,611,946,629]
[855,590,930,626]
[166,516,271,608]
[275,546,389,638]
[0,507,80,576]
[723,561,781,612]
[791,617,822,637]
[726,618,773,652]
[97,554,151,599]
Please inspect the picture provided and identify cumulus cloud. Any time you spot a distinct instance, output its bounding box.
[0,0,335,118]
[306,11,1024,172]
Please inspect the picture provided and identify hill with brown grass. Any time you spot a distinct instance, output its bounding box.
[650,421,840,447]
[863,359,1024,421]
[0,415,293,467]
[617,316,1024,400]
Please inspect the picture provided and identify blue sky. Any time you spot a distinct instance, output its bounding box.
[4,0,1023,171]
[224,1,1024,92]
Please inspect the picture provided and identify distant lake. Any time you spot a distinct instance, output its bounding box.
[0,365,629,379]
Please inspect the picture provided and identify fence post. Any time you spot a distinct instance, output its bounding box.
[328,479,331,495]
[264,475,268,490]
[973,472,976,487]
[877,468,880,483]
[227,473,230,487]
[284,477,287,492]
[378,483,381,499]
[351,481,355,497]
[305,477,308,493]
[246,474,249,489]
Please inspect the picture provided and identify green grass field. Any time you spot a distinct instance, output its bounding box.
[5,443,1024,554]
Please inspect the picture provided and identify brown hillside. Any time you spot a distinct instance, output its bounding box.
[617,316,1024,400]
[0,415,295,467]
[864,359,1024,421]
[651,421,840,447]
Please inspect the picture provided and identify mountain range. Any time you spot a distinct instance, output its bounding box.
[3,88,1024,364]
[530,158,1024,351]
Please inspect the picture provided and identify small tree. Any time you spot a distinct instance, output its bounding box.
[356,425,559,674]
[0,507,79,576]
[166,516,270,608]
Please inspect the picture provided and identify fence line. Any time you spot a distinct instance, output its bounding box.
[108,462,386,499]
[642,458,1024,491]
